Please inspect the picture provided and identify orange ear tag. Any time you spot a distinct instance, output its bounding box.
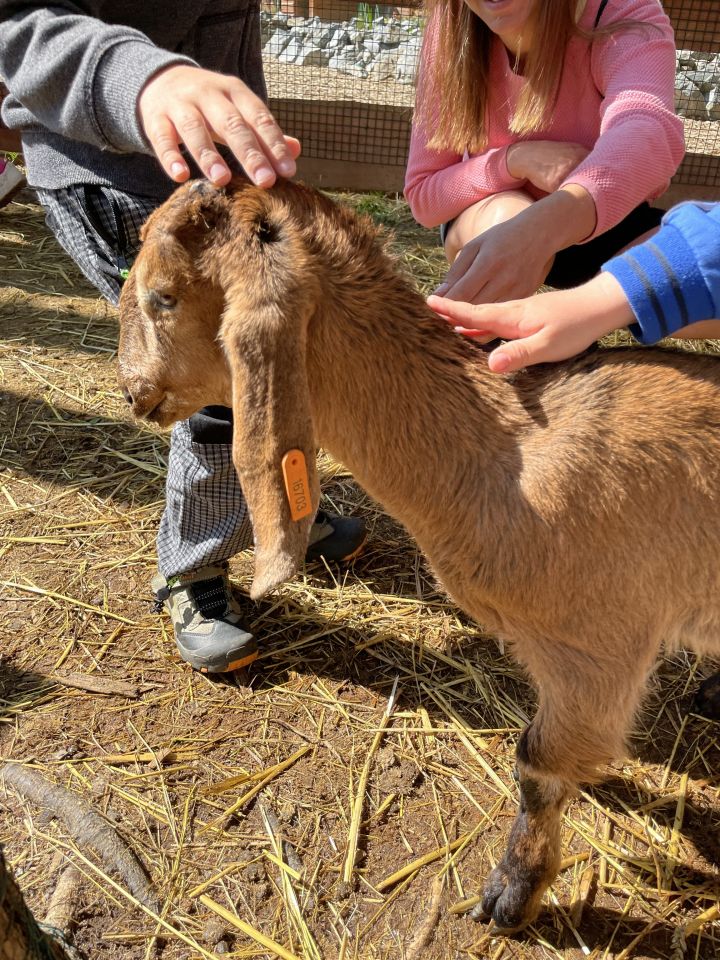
[281,449,313,522]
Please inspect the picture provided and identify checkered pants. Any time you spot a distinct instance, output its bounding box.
[38,184,253,577]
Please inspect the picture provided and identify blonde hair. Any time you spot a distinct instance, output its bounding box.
[417,0,598,153]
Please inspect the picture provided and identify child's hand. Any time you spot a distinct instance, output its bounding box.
[507,140,590,194]
[138,64,301,188]
[428,272,634,373]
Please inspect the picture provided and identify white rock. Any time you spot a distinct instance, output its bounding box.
[263,29,292,56]
[706,86,720,121]
[328,50,358,71]
[705,54,720,79]
[296,45,332,67]
[264,12,289,29]
[328,28,350,48]
[675,76,708,119]
[395,37,421,82]
[400,18,422,35]
[676,49,696,69]
[277,39,302,64]
[370,48,400,81]
[684,69,713,94]
[375,22,402,43]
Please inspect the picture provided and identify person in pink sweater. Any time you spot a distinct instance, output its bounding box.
[404,0,685,306]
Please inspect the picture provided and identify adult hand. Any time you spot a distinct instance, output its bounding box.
[433,210,556,305]
[506,140,590,194]
[138,64,301,188]
[428,272,634,373]
[434,187,597,306]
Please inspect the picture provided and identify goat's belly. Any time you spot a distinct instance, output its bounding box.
[664,611,720,658]
[422,561,511,638]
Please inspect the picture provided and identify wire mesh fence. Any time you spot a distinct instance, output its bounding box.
[667,0,720,198]
[261,0,720,199]
[261,1,421,189]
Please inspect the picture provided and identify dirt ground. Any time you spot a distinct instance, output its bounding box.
[1,188,720,960]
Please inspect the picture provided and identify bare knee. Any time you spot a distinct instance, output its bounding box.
[671,319,720,340]
[444,189,535,262]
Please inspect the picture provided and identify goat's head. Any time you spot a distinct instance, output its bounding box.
[117,183,232,425]
[118,177,325,598]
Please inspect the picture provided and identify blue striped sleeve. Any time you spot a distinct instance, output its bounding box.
[602,202,720,344]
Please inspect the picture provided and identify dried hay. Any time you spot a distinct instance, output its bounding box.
[1,188,719,960]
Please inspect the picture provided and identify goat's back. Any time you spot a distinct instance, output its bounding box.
[520,346,720,496]
[400,344,720,652]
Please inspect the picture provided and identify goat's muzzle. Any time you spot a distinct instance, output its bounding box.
[117,370,169,425]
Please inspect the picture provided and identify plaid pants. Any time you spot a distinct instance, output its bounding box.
[38,184,253,577]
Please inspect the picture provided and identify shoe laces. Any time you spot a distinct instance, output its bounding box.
[190,576,231,620]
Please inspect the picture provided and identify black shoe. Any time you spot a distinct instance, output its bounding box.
[305,509,367,562]
[692,672,720,722]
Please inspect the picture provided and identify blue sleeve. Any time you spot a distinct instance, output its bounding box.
[601,202,720,344]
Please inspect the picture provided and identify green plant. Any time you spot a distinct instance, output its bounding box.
[355,2,381,30]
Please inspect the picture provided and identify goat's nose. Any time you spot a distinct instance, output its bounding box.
[122,386,134,405]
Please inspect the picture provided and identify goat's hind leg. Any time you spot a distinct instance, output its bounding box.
[476,641,652,931]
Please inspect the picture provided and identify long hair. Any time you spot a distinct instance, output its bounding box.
[416,0,587,154]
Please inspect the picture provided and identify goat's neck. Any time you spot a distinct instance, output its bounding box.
[306,267,527,547]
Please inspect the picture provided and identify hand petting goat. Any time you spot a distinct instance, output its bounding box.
[428,272,632,373]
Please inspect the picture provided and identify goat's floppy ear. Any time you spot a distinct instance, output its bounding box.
[222,261,320,600]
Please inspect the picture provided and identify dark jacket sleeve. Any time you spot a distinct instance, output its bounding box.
[0,2,196,153]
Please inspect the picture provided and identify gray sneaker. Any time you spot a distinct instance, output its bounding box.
[151,565,257,673]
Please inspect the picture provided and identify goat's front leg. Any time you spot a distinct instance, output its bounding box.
[475,729,572,931]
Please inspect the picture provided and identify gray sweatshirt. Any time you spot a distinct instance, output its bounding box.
[0,0,266,197]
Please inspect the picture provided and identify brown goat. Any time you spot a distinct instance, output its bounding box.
[117,177,720,931]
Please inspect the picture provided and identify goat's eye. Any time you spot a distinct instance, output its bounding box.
[150,290,177,310]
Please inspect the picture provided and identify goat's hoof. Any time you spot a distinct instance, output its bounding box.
[472,865,539,932]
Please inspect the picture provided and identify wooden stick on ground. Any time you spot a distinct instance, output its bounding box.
[42,865,82,941]
[1,763,158,913]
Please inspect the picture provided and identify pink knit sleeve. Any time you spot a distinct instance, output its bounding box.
[404,137,527,229]
[561,0,685,240]
[403,17,526,229]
